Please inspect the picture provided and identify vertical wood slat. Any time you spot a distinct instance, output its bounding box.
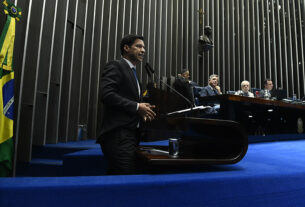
[14,0,33,167]
[275,0,283,88]
[240,0,245,81]
[211,0,215,75]
[250,0,256,86]
[91,0,104,139]
[194,0,199,84]
[245,0,250,82]
[44,0,59,142]
[77,0,88,127]
[297,0,305,95]
[220,0,225,91]
[174,1,179,74]
[158,0,162,77]
[255,0,261,88]
[236,0,240,90]
[215,0,219,83]
[65,0,79,140]
[265,0,272,80]
[181,0,184,71]
[164,0,168,77]
[113,0,120,60]
[31,0,46,145]
[147,0,151,65]
[168,0,173,77]
[56,0,70,141]
[226,0,231,90]
[291,1,300,98]
[281,0,289,96]
[286,0,295,95]
[270,0,277,86]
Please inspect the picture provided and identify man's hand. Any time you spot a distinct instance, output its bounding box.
[216,85,222,94]
[138,103,156,122]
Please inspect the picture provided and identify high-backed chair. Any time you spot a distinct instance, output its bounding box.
[167,76,176,92]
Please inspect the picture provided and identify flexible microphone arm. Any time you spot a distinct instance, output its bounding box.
[145,63,195,109]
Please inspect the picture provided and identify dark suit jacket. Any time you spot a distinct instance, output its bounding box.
[199,85,219,97]
[97,59,142,142]
[173,77,193,103]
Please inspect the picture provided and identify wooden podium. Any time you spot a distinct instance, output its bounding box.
[137,117,248,166]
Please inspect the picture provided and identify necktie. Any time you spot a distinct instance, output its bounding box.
[132,67,139,83]
[132,67,140,96]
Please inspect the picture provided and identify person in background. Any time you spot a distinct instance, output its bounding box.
[175,68,198,87]
[97,34,156,175]
[235,80,254,97]
[173,68,199,105]
[199,74,222,97]
[258,79,274,98]
[198,74,222,113]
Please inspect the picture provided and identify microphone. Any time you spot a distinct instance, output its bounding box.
[144,63,152,79]
[145,62,195,109]
[146,63,155,74]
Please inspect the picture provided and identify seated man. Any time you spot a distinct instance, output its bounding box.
[174,68,198,87]
[199,74,222,97]
[235,80,254,97]
[258,79,274,98]
[198,74,222,114]
[173,68,198,105]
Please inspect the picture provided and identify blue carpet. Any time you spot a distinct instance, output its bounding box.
[249,133,305,143]
[2,140,305,206]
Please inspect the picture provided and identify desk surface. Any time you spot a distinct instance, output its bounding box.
[137,145,242,165]
[199,94,305,110]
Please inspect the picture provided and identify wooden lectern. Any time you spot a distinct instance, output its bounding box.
[137,117,248,166]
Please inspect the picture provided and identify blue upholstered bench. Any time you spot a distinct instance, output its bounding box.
[62,140,168,176]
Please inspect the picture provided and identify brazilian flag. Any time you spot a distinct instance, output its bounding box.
[0,0,21,177]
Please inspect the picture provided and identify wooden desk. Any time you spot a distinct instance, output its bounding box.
[199,94,305,135]
[138,117,248,166]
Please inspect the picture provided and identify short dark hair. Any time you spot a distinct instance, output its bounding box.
[263,79,272,86]
[120,34,144,55]
[181,68,189,74]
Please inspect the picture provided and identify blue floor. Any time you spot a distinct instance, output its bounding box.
[2,140,305,206]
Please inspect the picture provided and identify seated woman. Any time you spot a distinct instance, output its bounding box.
[235,80,254,97]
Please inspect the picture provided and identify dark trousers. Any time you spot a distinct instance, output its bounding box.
[100,128,140,175]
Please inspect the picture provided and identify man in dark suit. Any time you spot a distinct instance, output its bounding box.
[173,68,198,105]
[258,79,274,98]
[175,68,199,87]
[199,74,222,97]
[97,34,156,175]
[198,74,222,113]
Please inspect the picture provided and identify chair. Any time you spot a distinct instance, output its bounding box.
[167,76,176,92]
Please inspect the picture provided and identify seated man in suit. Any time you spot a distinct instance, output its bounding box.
[258,79,274,98]
[174,68,198,87]
[235,80,254,97]
[173,68,198,105]
[199,74,222,97]
[198,74,222,113]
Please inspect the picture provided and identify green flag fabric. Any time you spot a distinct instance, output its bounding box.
[0,0,21,177]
